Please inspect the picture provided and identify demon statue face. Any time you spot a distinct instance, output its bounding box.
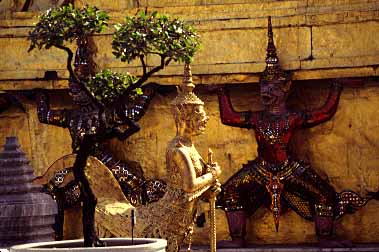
[258,17,292,111]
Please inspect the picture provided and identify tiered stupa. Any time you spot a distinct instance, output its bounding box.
[0,137,57,247]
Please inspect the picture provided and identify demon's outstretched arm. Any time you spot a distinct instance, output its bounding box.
[36,91,69,127]
[121,87,155,122]
[112,86,156,140]
[302,82,343,128]
[217,87,253,129]
[111,119,140,141]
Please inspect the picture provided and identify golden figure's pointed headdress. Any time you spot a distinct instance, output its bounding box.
[171,63,204,106]
[260,16,290,86]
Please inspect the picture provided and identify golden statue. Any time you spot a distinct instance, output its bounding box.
[95,63,221,252]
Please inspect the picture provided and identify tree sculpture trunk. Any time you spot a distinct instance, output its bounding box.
[72,136,102,247]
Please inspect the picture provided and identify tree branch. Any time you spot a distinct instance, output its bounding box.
[53,43,103,109]
[125,55,168,93]
[53,44,80,83]
[140,55,147,76]
[21,0,32,11]
[164,58,172,67]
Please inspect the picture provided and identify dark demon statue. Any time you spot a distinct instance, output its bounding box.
[28,7,201,245]
[34,37,166,246]
[216,17,379,247]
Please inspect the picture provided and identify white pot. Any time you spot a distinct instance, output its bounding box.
[10,238,167,252]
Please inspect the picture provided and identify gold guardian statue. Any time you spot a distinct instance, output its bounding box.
[95,63,221,252]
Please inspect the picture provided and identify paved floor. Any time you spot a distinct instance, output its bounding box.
[181,244,379,252]
[3,243,379,252]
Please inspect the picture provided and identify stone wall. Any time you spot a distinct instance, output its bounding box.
[1,0,379,88]
[0,0,379,245]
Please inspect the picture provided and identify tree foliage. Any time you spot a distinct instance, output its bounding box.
[87,69,141,105]
[28,4,109,51]
[112,11,200,64]
[28,7,200,104]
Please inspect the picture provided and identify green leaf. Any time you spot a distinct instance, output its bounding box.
[134,88,143,95]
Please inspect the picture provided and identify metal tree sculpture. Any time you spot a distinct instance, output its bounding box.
[28,5,200,246]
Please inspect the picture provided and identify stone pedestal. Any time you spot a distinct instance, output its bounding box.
[0,136,57,247]
[10,238,167,252]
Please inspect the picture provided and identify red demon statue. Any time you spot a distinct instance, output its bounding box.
[216,17,378,248]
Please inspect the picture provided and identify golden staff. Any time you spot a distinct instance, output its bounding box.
[208,148,217,252]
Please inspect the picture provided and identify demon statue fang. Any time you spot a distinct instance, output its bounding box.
[216,16,378,248]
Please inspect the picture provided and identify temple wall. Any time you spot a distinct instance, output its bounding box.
[0,0,379,245]
[2,0,379,87]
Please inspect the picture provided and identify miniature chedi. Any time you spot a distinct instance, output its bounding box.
[0,137,57,247]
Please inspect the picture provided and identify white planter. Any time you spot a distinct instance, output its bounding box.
[10,238,167,252]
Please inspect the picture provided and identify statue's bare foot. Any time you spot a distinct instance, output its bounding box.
[319,238,353,248]
[217,238,245,248]
[94,238,107,247]
[84,237,106,247]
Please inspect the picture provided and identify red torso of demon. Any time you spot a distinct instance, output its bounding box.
[217,84,342,165]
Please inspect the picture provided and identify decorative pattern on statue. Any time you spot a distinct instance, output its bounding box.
[216,16,379,248]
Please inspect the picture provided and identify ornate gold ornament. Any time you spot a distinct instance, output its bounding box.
[171,63,204,106]
[260,16,291,92]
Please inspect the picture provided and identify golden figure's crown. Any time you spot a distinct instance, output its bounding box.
[260,16,289,84]
[171,63,204,106]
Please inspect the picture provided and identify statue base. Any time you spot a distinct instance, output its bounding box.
[10,238,166,252]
